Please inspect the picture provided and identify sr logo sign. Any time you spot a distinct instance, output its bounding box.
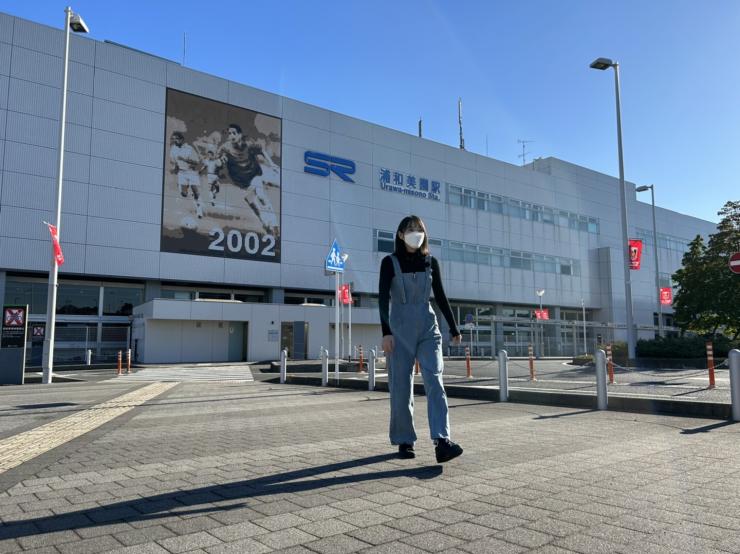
[304,151,356,183]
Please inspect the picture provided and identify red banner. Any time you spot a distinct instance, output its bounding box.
[339,284,352,305]
[660,287,673,305]
[534,309,549,320]
[45,222,65,266]
[628,239,643,270]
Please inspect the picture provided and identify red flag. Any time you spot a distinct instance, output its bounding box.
[45,222,65,266]
[628,239,643,270]
[660,287,673,305]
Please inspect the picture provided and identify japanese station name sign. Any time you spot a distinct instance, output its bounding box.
[378,168,442,201]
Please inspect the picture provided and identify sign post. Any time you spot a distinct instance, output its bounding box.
[325,239,345,380]
[1,305,29,385]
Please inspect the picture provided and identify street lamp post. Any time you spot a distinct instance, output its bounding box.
[340,253,350,359]
[590,57,636,361]
[636,184,662,338]
[535,289,545,358]
[41,7,89,384]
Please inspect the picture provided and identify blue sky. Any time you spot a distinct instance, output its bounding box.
[4,1,738,223]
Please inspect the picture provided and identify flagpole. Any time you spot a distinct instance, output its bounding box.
[42,7,73,384]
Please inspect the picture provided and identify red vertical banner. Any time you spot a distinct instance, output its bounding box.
[660,287,673,305]
[45,222,65,266]
[339,284,352,305]
[628,239,643,270]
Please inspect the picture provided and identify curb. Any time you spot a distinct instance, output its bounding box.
[278,374,732,420]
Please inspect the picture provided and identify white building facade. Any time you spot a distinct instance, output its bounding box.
[0,12,716,364]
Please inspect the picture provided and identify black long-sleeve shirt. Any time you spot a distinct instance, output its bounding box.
[378,251,460,338]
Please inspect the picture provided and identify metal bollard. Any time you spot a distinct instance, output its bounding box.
[606,343,614,384]
[729,349,740,422]
[595,349,608,410]
[465,347,472,378]
[126,349,132,374]
[369,348,376,391]
[528,344,537,381]
[321,347,329,387]
[279,348,287,384]
[86,349,92,366]
[706,341,716,389]
[116,351,122,376]
[498,349,509,402]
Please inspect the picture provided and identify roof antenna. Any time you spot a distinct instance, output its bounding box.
[458,97,465,150]
[182,32,186,65]
[517,139,535,166]
[418,117,423,138]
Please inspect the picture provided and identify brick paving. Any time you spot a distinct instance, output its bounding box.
[0,380,739,552]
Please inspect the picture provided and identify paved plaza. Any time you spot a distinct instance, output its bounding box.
[1,377,740,553]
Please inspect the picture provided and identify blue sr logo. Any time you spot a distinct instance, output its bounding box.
[304,151,356,183]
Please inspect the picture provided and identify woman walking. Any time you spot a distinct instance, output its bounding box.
[379,215,464,463]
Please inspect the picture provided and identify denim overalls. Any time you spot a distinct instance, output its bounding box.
[388,254,450,445]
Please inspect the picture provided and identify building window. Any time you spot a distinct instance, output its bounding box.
[447,241,465,263]
[543,207,555,224]
[374,229,395,253]
[510,251,532,270]
[476,191,489,211]
[588,217,599,233]
[57,284,99,315]
[489,195,504,214]
[447,185,463,206]
[161,289,195,300]
[478,246,492,266]
[103,286,144,316]
[4,279,48,314]
[508,199,525,219]
[198,291,230,300]
[234,293,263,303]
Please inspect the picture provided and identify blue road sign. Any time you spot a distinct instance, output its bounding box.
[325,239,345,273]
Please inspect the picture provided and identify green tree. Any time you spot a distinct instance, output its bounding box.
[672,201,740,338]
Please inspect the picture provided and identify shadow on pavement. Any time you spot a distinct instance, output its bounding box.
[0,453,442,539]
[680,420,738,434]
[534,409,597,420]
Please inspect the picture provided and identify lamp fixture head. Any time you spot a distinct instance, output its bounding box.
[69,12,89,33]
[589,57,613,70]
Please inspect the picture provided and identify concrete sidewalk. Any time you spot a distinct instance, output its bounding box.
[1,380,740,553]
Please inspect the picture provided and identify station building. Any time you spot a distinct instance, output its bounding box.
[0,11,716,364]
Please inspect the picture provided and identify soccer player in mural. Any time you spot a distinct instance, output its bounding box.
[169,131,204,219]
[202,146,223,206]
[219,123,280,236]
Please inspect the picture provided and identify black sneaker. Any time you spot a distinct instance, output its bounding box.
[398,444,416,459]
[435,439,463,463]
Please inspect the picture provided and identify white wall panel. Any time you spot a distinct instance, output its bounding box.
[0,14,12,44]
[5,111,57,148]
[85,245,160,279]
[62,152,90,184]
[282,167,331,200]
[0,237,55,271]
[91,129,162,168]
[92,98,164,141]
[166,65,229,103]
[227,82,282,119]
[372,145,411,173]
[3,140,56,178]
[284,98,331,131]
[1,172,87,214]
[0,109,5,141]
[90,156,163,194]
[86,217,159,250]
[283,119,331,151]
[7,78,58,120]
[0,205,86,243]
[11,19,95,65]
[282,190,330,220]
[87,184,160,224]
[282,215,330,246]
[0,43,10,75]
[95,42,167,85]
[94,69,165,112]
[159,252,225,282]
[223,257,281,287]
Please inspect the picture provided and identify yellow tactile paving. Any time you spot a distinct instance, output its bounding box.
[0,382,177,474]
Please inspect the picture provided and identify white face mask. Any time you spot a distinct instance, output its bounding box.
[403,231,425,249]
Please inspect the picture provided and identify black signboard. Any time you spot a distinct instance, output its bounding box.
[1,305,29,349]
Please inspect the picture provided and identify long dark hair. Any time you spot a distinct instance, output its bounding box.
[394,215,430,256]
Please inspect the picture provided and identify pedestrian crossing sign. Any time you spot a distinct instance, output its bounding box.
[325,239,345,273]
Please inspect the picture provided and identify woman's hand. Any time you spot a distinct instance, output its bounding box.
[451,334,462,346]
[382,335,394,354]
